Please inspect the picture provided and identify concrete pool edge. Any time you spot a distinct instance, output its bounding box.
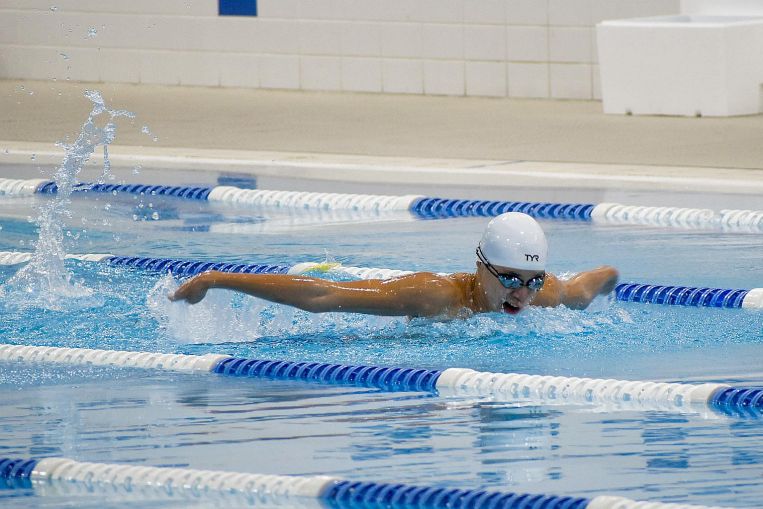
[2,140,763,195]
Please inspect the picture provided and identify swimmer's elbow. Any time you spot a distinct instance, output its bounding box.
[561,266,620,309]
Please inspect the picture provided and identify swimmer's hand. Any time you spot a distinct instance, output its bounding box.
[168,274,210,304]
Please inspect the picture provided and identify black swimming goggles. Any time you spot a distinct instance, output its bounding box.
[476,246,546,291]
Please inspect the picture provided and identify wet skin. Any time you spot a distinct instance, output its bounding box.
[169,264,619,319]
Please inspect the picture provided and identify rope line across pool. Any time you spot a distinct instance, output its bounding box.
[0,456,731,509]
[0,344,761,417]
[1,177,761,230]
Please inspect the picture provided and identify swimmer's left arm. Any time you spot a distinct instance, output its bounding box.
[169,271,461,317]
[532,266,619,309]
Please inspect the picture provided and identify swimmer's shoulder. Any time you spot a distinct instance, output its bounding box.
[397,271,472,287]
[398,271,475,318]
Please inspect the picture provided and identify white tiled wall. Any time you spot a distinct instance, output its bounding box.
[0,0,680,99]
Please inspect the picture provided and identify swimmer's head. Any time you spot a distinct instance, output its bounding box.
[475,213,548,315]
[477,212,547,272]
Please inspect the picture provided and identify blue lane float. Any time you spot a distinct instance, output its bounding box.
[105,255,289,278]
[614,283,751,308]
[36,181,214,200]
[1,344,762,417]
[409,197,594,220]
[0,457,36,489]
[0,456,729,509]
[3,176,761,228]
[324,480,589,509]
[214,357,442,393]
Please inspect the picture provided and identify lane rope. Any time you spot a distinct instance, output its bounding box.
[1,177,760,229]
[0,344,760,416]
[0,456,732,509]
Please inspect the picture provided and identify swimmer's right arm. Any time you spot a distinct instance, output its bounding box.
[168,271,461,317]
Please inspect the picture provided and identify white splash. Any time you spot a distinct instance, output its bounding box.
[0,90,134,311]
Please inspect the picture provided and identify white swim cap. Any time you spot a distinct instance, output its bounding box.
[477,212,548,271]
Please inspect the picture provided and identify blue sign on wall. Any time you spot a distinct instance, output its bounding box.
[219,0,257,16]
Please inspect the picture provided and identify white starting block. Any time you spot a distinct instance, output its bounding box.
[597,0,763,117]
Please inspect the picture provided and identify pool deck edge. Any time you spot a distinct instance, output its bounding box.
[2,140,762,195]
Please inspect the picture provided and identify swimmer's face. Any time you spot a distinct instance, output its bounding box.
[476,262,544,315]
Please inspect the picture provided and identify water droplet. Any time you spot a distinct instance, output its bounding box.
[86,27,97,39]
[111,190,118,196]
[141,125,151,135]
[152,136,159,142]
[132,214,139,221]
[59,52,69,60]
[28,91,34,95]
[104,203,111,211]
[30,154,36,161]
[3,149,9,154]
[151,211,159,220]
[50,5,58,11]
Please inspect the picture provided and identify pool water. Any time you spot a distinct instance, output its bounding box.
[0,165,761,508]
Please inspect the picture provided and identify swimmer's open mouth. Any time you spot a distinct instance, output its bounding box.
[502,301,521,315]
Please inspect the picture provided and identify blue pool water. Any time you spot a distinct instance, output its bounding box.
[0,165,761,508]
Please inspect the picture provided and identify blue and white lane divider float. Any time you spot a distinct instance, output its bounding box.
[0,344,761,417]
[1,177,762,229]
[0,457,732,509]
[0,251,761,309]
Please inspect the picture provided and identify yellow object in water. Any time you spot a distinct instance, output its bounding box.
[310,261,341,272]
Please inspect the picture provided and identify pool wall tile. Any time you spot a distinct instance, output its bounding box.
[382,59,424,94]
[508,62,550,98]
[300,55,343,91]
[341,57,382,92]
[218,53,261,88]
[464,25,506,61]
[421,24,464,59]
[423,60,465,96]
[259,54,300,89]
[0,0,680,98]
[465,61,507,97]
[340,22,382,57]
[299,21,343,55]
[549,27,594,63]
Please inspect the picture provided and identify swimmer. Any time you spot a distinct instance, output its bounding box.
[169,212,619,318]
